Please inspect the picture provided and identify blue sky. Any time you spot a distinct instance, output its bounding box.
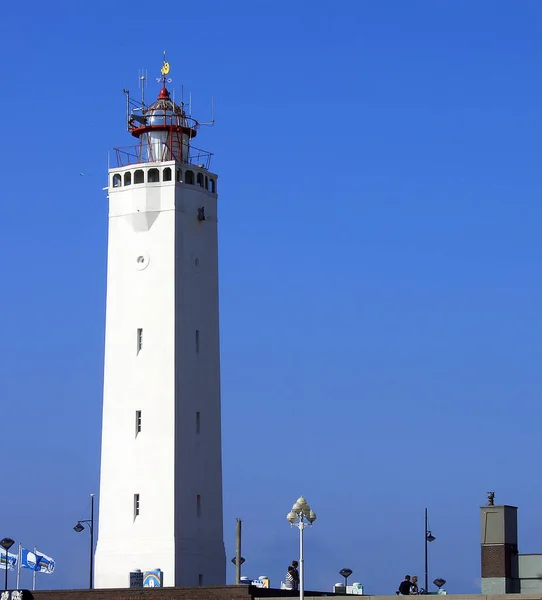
[1,0,542,594]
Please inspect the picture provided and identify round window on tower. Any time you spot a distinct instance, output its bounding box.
[135,252,150,271]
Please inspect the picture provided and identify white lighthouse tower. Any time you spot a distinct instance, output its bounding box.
[94,57,225,588]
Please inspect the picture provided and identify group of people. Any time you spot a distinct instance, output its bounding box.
[398,575,425,595]
[283,564,422,594]
[284,560,300,590]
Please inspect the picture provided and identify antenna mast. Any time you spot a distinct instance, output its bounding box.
[138,69,148,107]
[123,88,130,132]
[199,96,216,127]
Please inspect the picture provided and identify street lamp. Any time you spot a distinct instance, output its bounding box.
[433,578,446,590]
[339,568,353,588]
[73,493,95,589]
[286,496,316,600]
[0,538,15,591]
[424,508,436,593]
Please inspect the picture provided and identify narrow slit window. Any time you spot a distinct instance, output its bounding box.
[195,329,200,354]
[136,410,142,435]
[196,411,200,435]
[137,328,143,354]
[196,494,201,517]
[134,494,140,518]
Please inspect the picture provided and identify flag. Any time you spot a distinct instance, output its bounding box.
[35,551,55,575]
[21,549,55,574]
[0,552,17,570]
[20,549,39,572]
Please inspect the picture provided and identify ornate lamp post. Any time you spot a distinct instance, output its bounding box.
[287,496,316,600]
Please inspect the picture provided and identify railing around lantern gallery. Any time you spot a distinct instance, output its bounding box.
[112,142,214,170]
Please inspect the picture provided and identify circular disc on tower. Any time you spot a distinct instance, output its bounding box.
[135,251,150,270]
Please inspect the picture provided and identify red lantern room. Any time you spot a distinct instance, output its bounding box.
[116,56,212,169]
[129,85,197,163]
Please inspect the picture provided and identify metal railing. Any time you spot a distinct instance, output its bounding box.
[112,142,213,170]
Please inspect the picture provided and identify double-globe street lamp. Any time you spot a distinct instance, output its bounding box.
[0,538,15,591]
[287,496,316,600]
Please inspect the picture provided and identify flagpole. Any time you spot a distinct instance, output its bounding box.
[32,546,36,591]
[16,544,21,589]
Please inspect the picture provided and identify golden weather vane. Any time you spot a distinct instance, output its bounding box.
[161,50,170,76]
[157,51,172,84]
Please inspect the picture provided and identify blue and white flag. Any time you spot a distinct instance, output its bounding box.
[0,552,17,570]
[35,551,55,575]
[20,549,39,572]
[21,549,55,574]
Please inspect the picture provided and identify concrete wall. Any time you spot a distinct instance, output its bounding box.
[95,160,225,588]
[480,504,519,592]
[480,506,518,545]
[32,586,252,600]
[481,579,507,594]
[519,555,542,579]
[519,555,542,594]
[96,164,178,588]
[28,588,542,600]
[260,596,542,600]
[479,504,542,594]
[262,596,542,600]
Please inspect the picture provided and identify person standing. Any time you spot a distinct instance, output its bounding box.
[398,575,411,595]
[291,560,300,591]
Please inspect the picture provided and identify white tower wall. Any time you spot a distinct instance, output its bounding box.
[95,161,225,588]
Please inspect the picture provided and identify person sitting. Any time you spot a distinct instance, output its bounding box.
[398,575,412,595]
[284,566,296,590]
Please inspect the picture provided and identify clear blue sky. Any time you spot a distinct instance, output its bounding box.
[1,0,541,594]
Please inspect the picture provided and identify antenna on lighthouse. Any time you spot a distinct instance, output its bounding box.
[138,69,148,107]
[123,88,131,132]
[200,96,216,127]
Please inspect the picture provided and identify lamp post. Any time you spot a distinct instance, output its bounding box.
[73,493,95,589]
[339,568,353,589]
[424,508,436,593]
[0,538,15,591]
[234,518,242,584]
[287,496,316,600]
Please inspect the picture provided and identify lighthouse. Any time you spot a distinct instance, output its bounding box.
[94,57,226,588]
